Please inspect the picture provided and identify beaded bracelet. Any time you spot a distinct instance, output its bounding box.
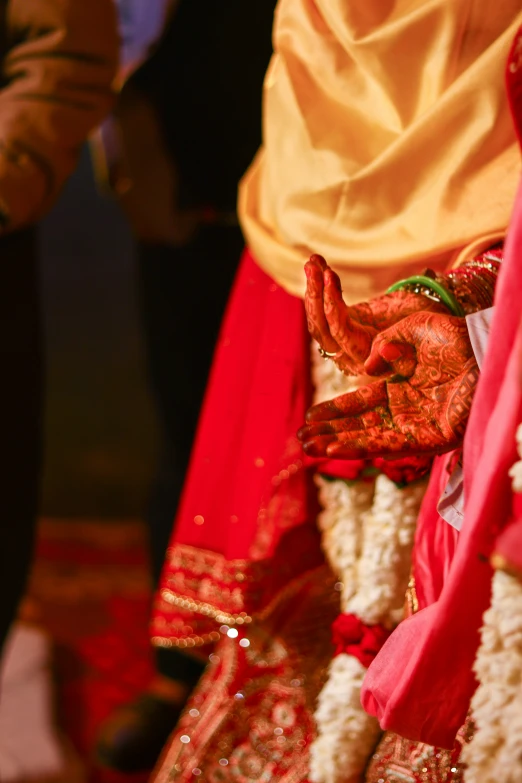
[442,250,501,314]
[386,275,465,317]
[387,246,503,316]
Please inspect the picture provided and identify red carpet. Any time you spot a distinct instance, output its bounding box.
[24,520,156,783]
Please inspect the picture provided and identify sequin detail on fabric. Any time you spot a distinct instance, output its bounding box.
[364,721,473,783]
[152,565,339,783]
[151,519,323,648]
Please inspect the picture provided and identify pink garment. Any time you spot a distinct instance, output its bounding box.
[361,27,522,748]
[414,454,459,611]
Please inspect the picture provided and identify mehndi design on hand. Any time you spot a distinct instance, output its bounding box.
[298,312,478,459]
[305,254,447,375]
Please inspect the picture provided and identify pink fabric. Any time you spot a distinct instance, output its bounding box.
[361,28,522,748]
[412,454,460,611]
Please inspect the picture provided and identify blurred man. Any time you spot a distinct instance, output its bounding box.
[0,1,117,778]
[94,0,277,773]
[0,0,118,655]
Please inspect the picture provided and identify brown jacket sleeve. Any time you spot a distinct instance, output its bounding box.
[0,0,118,232]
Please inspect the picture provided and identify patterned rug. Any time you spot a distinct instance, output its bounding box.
[23,519,156,783]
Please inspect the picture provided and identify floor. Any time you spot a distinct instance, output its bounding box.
[25,519,155,783]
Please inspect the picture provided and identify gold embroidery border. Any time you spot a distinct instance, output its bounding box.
[159,588,252,625]
[152,565,330,648]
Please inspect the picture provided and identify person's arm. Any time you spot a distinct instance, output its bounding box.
[0,0,118,232]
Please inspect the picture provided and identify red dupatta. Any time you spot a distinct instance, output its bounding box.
[361,28,522,748]
[151,250,324,650]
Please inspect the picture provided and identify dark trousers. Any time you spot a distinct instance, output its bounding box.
[0,229,42,651]
[138,224,242,681]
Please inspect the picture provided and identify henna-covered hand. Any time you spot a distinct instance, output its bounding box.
[298,312,478,459]
[305,255,447,375]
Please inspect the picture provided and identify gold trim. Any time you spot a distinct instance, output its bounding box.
[406,574,419,616]
[491,552,522,582]
[450,233,504,269]
[151,631,220,649]
[158,588,252,626]
[152,565,333,649]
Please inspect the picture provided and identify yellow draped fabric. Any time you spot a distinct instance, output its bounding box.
[239,1,522,304]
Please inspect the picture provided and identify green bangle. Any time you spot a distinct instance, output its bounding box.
[386,275,465,317]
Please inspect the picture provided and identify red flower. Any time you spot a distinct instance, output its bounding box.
[303,453,370,481]
[372,455,432,486]
[332,613,392,669]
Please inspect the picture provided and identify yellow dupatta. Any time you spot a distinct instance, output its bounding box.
[239,1,522,304]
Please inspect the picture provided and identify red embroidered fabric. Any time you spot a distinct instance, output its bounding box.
[152,565,339,783]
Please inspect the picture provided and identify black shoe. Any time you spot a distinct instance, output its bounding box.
[96,694,183,773]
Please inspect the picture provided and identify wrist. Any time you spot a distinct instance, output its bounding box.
[386,245,503,316]
[386,274,464,316]
[438,247,502,314]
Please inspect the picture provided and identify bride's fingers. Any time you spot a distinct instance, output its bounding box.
[325,426,413,459]
[299,433,337,458]
[304,256,338,352]
[308,253,327,272]
[304,381,388,423]
[299,425,396,460]
[364,333,417,377]
[297,407,386,442]
[323,268,372,363]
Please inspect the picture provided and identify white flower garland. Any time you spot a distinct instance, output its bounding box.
[463,422,522,783]
[316,476,374,611]
[346,474,425,628]
[462,571,522,782]
[309,351,428,783]
[311,347,368,404]
[311,654,380,783]
[311,349,374,612]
